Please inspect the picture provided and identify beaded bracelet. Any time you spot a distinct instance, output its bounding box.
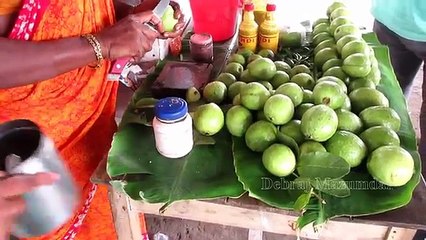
[82,34,104,69]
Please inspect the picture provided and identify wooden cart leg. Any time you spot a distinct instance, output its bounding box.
[108,187,143,240]
[385,227,417,240]
[248,229,263,240]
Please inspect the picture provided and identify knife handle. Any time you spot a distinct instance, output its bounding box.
[109,22,161,74]
[110,57,132,74]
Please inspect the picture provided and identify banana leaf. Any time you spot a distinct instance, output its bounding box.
[232,32,421,224]
[107,123,245,207]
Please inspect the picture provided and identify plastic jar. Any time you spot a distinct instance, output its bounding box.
[189,33,214,63]
[153,97,194,159]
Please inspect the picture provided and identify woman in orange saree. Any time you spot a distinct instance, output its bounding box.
[0,0,183,239]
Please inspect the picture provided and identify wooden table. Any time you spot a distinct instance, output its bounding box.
[91,24,426,240]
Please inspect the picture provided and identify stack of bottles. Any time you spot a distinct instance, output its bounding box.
[238,1,279,53]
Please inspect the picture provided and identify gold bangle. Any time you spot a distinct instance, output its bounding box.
[82,34,104,68]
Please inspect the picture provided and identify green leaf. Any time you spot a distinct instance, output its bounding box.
[296,210,319,230]
[193,130,216,145]
[297,152,351,179]
[277,132,300,157]
[133,97,158,109]
[289,177,312,199]
[310,178,350,198]
[107,124,245,205]
[315,192,327,226]
[119,110,151,129]
[294,192,312,212]
[232,137,318,210]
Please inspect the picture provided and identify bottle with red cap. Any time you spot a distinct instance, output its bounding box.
[258,3,279,53]
[238,3,259,52]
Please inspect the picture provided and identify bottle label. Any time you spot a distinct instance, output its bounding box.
[259,33,279,53]
[239,34,258,52]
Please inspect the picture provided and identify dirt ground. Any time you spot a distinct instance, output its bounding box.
[144,68,424,240]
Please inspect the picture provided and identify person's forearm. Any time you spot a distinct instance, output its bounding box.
[0,37,98,89]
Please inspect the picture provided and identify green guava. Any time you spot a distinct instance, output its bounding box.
[348,78,376,92]
[224,62,244,79]
[162,6,178,32]
[316,75,348,94]
[349,87,389,113]
[279,120,304,144]
[228,82,247,101]
[270,71,290,89]
[325,130,367,167]
[228,53,246,66]
[367,146,415,187]
[274,61,292,75]
[327,2,346,16]
[186,87,201,103]
[335,109,363,134]
[215,72,237,87]
[203,81,227,104]
[360,126,400,152]
[322,58,343,73]
[240,69,256,83]
[290,64,311,77]
[299,141,327,156]
[291,73,315,90]
[302,89,314,103]
[275,83,304,107]
[359,106,401,132]
[245,120,278,152]
[263,94,294,125]
[240,82,271,110]
[312,81,346,109]
[225,105,253,137]
[262,144,296,177]
[295,103,314,119]
[247,57,277,81]
[193,103,224,136]
[301,104,338,142]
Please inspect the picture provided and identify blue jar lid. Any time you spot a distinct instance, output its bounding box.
[154,97,188,121]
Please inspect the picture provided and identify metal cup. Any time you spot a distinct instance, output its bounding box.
[0,119,79,238]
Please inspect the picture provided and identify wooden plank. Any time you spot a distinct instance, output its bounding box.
[109,188,142,240]
[248,230,263,240]
[385,227,417,240]
[93,152,426,231]
[129,199,392,239]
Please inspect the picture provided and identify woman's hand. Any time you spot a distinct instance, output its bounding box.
[96,11,164,60]
[133,1,185,39]
[0,172,59,239]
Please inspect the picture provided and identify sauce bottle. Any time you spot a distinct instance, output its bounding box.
[258,3,279,53]
[238,3,258,52]
[253,0,267,25]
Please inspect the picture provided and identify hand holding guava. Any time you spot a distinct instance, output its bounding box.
[161,1,185,38]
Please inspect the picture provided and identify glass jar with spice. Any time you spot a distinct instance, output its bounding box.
[189,33,214,63]
[152,97,194,159]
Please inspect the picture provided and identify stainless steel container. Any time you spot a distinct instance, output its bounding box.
[0,119,79,238]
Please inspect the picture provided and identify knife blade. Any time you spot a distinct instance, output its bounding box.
[108,0,171,84]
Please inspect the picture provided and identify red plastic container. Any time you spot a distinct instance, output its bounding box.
[189,0,240,42]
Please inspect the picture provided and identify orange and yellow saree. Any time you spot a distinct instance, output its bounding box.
[0,0,147,239]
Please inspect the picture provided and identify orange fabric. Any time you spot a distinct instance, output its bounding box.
[0,0,148,239]
[0,0,22,15]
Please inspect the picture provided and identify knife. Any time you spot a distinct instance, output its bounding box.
[108,0,171,86]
